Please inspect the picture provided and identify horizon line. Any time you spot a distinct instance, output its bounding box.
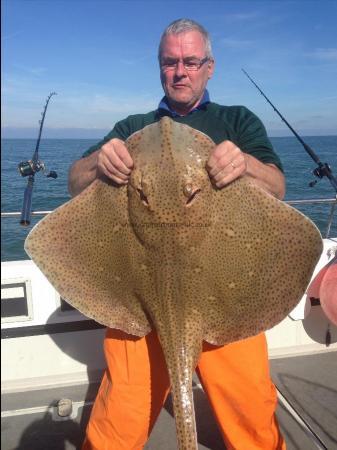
[2,127,337,140]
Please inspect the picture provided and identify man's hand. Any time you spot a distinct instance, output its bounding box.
[97,138,134,185]
[68,138,134,197]
[206,139,285,199]
[207,140,247,188]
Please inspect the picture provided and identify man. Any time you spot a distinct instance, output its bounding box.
[70,18,286,450]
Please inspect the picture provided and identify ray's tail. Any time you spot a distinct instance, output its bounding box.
[156,324,202,450]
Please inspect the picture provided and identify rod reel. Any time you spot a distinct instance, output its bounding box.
[18,159,57,179]
[309,163,334,188]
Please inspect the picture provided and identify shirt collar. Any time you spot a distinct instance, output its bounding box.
[158,90,210,117]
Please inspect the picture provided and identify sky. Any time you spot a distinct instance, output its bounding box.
[2,0,337,138]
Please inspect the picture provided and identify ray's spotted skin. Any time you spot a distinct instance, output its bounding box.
[25,117,323,450]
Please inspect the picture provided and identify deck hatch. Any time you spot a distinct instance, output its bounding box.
[1,279,33,323]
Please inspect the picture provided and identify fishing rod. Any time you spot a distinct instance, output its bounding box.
[242,69,337,193]
[18,92,58,226]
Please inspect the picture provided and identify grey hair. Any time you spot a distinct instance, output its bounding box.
[158,18,213,60]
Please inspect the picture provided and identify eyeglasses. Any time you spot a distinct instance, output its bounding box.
[160,56,210,72]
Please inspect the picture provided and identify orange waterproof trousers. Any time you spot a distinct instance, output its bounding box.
[82,329,286,450]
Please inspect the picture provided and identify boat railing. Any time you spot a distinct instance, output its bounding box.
[1,197,337,238]
[1,211,54,217]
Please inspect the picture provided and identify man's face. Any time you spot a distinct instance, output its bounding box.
[160,31,214,115]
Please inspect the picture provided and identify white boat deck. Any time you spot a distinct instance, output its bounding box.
[2,350,337,450]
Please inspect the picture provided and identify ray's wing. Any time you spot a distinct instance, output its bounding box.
[198,178,323,345]
[25,178,151,335]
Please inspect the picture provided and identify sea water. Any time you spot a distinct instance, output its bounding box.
[1,136,337,261]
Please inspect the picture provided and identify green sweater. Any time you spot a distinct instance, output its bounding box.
[82,102,283,171]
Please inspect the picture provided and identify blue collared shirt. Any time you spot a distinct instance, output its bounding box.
[158,90,210,117]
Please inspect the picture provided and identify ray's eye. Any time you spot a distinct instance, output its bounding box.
[184,183,201,206]
[137,188,149,206]
[186,189,201,205]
